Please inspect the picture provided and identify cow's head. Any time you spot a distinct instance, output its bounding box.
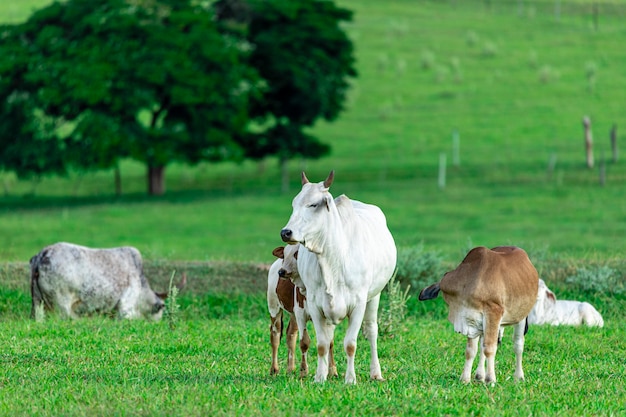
[280,170,334,254]
[532,278,556,319]
[145,273,187,321]
[278,244,299,281]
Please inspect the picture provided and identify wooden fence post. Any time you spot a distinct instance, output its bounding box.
[438,153,446,189]
[452,130,460,167]
[611,124,618,163]
[583,116,594,168]
[547,153,558,179]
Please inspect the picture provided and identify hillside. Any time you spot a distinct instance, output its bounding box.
[1,0,626,263]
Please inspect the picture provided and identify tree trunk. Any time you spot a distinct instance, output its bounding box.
[114,165,122,196]
[148,165,166,195]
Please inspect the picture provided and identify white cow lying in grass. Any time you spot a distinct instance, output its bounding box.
[529,279,604,327]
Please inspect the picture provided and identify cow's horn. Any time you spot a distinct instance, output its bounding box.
[323,170,335,188]
[301,172,310,185]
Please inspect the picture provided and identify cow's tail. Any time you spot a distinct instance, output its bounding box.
[30,254,43,320]
[418,283,441,301]
[30,250,53,320]
[524,316,529,335]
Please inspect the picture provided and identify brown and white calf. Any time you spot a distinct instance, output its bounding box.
[30,242,184,320]
[267,244,336,378]
[419,246,539,384]
[529,279,604,327]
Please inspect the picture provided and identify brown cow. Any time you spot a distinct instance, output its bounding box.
[267,244,336,378]
[419,246,538,384]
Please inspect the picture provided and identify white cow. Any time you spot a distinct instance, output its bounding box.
[529,279,604,327]
[30,242,184,320]
[280,171,397,384]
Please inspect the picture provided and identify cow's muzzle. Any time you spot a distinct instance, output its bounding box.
[280,229,295,243]
[278,268,291,280]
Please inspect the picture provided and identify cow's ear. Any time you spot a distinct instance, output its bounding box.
[155,292,168,300]
[272,246,285,259]
[546,290,556,302]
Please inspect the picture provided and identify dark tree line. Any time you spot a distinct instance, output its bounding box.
[0,0,356,194]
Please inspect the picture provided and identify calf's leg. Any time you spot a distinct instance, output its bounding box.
[269,311,283,375]
[285,314,298,373]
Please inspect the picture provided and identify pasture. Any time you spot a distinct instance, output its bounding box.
[1,0,626,415]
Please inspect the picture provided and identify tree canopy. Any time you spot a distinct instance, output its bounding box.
[0,0,356,194]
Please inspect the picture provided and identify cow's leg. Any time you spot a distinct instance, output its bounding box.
[308,307,335,383]
[270,311,283,375]
[461,336,479,383]
[512,319,527,382]
[344,302,367,384]
[482,307,504,384]
[474,336,486,382]
[285,314,298,373]
[328,339,338,378]
[54,293,78,319]
[299,327,311,378]
[294,304,310,378]
[362,294,384,381]
[475,327,503,381]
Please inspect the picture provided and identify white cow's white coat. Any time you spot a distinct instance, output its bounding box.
[281,172,396,384]
[529,279,604,327]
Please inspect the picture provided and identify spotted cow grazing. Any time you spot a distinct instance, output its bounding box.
[419,246,539,384]
[30,242,185,321]
[529,279,604,327]
[267,244,336,378]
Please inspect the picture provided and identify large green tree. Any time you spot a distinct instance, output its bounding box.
[0,0,255,194]
[0,0,356,195]
[215,0,357,190]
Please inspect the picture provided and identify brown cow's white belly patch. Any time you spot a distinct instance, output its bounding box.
[449,305,484,339]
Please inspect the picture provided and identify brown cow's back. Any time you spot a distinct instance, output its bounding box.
[440,246,538,327]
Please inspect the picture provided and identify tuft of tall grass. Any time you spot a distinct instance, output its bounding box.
[566,265,625,295]
[164,270,181,330]
[379,271,411,336]
[395,243,445,295]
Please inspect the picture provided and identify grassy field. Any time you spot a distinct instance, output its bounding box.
[1,260,624,416]
[1,1,626,415]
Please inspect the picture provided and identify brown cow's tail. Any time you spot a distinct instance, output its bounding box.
[418,283,441,301]
[524,316,529,335]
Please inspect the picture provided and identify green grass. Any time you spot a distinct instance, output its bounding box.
[2,1,626,415]
[1,301,624,416]
[1,255,625,415]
